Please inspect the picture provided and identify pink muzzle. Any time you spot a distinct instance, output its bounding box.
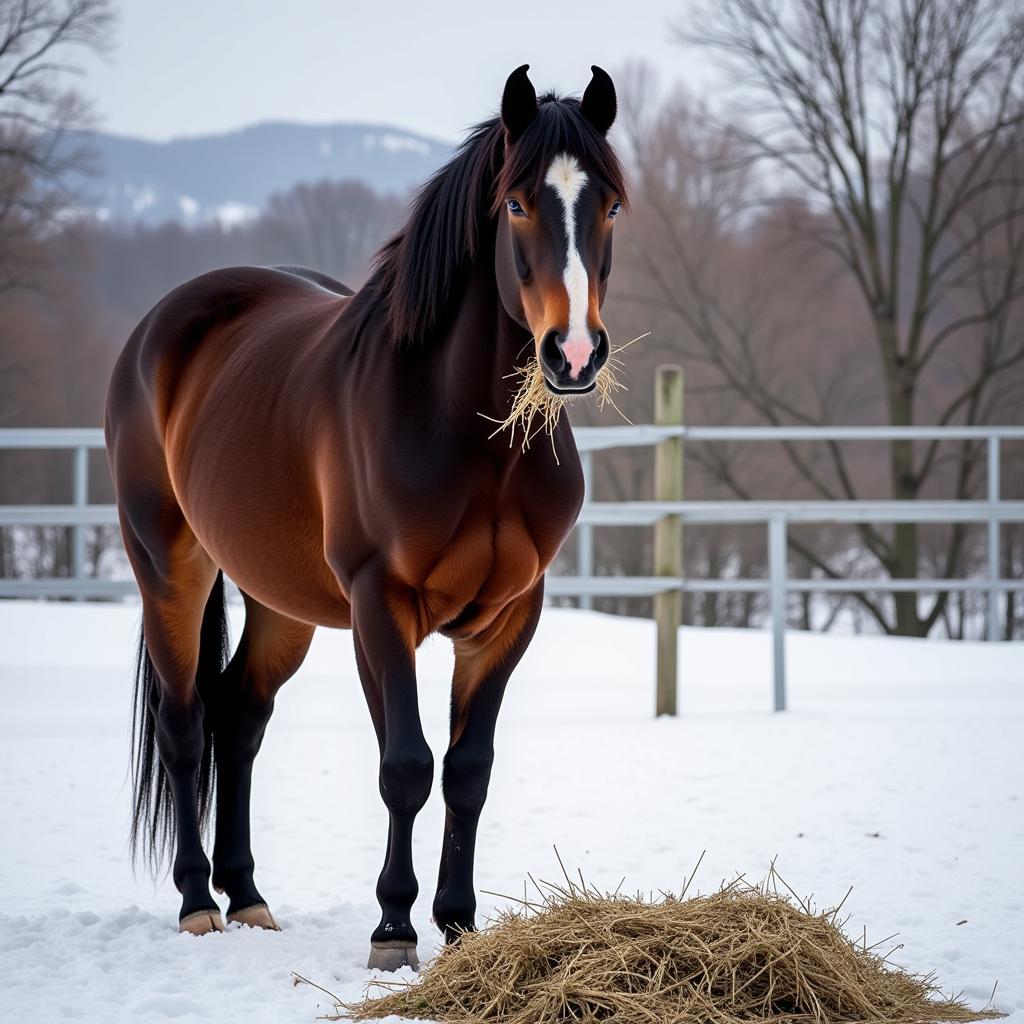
[561,336,594,380]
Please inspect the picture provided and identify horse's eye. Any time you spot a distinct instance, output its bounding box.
[608,200,622,220]
[506,198,526,216]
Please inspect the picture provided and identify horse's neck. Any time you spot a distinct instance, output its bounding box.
[434,262,534,436]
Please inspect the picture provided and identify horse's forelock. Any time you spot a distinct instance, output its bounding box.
[493,96,628,214]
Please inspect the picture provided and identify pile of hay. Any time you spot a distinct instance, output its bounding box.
[337,867,1001,1024]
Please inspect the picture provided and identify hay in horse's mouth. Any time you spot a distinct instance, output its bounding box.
[326,861,1004,1024]
[481,334,648,462]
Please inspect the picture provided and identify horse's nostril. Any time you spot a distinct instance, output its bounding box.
[540,330,566,370]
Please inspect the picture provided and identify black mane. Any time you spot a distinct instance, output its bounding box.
[368,93,628,347]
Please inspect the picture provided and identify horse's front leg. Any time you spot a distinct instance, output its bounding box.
[349,563,434,972]
[433,582,544,942]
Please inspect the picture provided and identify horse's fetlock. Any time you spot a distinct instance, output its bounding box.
[173,851,212,893]
[433,880,476,935]
[377,869,420,908]
[212,854,255,887]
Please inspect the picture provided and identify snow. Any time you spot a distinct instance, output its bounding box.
[178,195,201,223]
[129,186,157,214]
[361,132,433,155]
[212,202,259,230]
[0,600,1021,1023]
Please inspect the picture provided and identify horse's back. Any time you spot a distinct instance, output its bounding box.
[108,266,351,431]
[270,265,355,296]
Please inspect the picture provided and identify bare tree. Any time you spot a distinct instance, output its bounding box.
[655,0,1024,636]
[608,70,869,628]
[0,0,115,296]
[253,179,404,285]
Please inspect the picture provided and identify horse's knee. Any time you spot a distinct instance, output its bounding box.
[442,745,493,819]
[379,742,434,816]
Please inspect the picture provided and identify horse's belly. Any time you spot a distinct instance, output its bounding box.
[221,542,349,627]
[198,512,349,626]
[173,455,349,627]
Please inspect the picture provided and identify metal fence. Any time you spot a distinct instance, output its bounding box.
[561,423,1024,711]
[2,423,1023,712]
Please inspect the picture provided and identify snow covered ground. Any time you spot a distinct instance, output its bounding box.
[0,599,1021,1023]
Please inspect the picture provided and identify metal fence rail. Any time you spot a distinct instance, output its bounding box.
[567,419,1024,713]
[2,423,1023,712]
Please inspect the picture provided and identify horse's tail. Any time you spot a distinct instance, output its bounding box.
[130,570,231,873]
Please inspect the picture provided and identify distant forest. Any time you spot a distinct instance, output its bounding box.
[1,179,405,429]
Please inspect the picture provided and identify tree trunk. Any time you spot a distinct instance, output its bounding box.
[704,541,720,627]
[886,351,928,636]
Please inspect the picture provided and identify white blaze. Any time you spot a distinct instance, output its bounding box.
[544,153,592,379]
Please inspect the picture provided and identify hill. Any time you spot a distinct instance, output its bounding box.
[67,121,452,226]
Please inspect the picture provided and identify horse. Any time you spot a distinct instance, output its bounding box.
[105,64,627,971]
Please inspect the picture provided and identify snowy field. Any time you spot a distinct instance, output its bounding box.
[0,600,1022,1024]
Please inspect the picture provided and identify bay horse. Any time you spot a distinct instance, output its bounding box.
[105,64,626,971]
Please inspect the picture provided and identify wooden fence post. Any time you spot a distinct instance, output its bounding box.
[654,365,684,716]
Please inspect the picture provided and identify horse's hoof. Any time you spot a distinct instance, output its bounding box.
[367,940,419,972]
[179,910,225,935]
[227,903,280,930]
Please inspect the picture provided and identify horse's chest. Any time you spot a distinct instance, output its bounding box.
[422,512,542,614]
[384,448,583,637]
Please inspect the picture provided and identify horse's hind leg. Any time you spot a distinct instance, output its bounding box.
[122,508,226,934]
[210,594,314,928]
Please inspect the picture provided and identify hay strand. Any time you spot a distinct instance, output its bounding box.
[481,334,649,462]
[333,865,1003,1024]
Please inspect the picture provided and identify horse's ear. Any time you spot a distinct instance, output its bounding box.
[581,65,616,135]
[501,64,538,144]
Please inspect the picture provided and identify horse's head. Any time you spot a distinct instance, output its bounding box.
[494,65,626,395]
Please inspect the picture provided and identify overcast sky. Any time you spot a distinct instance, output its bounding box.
[82,0,707,142]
